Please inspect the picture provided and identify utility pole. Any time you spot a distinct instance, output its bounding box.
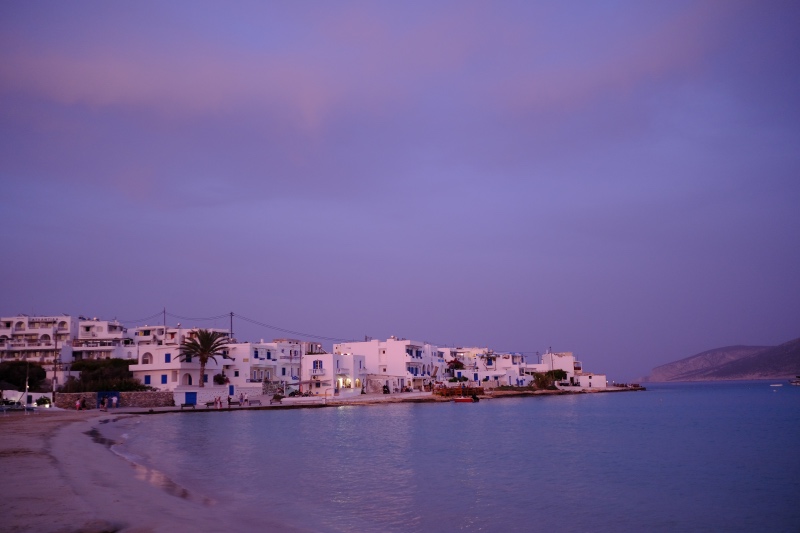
[230,312,234,340]
[52,325,58,403]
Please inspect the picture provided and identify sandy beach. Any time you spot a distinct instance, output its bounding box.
[0,408,304,533]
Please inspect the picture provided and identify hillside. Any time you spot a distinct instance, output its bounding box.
[648,345,770,382]
[648,337,800,382]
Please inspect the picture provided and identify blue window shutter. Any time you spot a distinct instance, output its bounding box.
[204,374,208,382]
[161,375,167,384]
[144,375,151,385]
[165,353,171,363]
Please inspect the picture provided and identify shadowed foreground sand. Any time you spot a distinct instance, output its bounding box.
[0,409,302,533]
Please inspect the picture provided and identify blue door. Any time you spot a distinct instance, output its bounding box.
[185,392,197,405]
[474,373,479,381]
[228,385,234,396]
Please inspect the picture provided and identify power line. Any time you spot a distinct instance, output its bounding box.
[118,309,535,353]
[166,312,230,322]
[116,311,163,325]
[234,313,354,342]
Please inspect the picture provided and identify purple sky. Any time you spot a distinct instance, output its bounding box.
[2,1,799,380]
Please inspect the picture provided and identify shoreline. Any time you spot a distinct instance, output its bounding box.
[0,410,305,533]
[126,386,644,415]
[0,388,639,532]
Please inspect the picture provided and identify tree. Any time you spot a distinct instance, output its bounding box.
[60,359,151,392]
[0,361,47,391]
[177,329,230,388]
[447,358,465,370]
[532,369,569,390]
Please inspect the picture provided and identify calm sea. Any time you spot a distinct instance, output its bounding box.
[115,381,800,532]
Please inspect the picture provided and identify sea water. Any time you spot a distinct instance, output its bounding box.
[116,381,800,532]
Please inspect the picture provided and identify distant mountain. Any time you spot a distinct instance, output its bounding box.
[647,337,800,382]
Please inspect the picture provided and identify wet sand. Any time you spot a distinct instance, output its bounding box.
[0,409,302,533]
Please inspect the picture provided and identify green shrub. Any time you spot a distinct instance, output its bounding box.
[59,359,151,392]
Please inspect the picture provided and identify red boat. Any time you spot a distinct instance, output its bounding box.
[453,395,479,403]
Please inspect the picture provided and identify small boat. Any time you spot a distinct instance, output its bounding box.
[790,376,800,386]
[770,384,783,387]
[453,395,480,403]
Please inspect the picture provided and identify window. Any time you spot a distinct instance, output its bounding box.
[165,353,171,363]
[144,375,151,385]
[161,375,167,384]
[253,349,259,358]
[313,360,323,369]
[282,368,286,376]
[204,374,208,382]
[234,370,239,377]
[266,351,271,360]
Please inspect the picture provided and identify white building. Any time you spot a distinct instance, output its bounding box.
[439,347,530,388]
[72,318,135,362]
[334,337,444,393]
[0,315,78,389]
[522,351,607,389]
[298,351,367,396]
[225,339,305,394]
[0,315,77,365]
[128,325,232,390]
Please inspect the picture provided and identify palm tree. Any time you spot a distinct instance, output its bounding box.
[177,329,230,388]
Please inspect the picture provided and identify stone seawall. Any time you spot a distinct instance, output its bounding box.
[55,391,175,409]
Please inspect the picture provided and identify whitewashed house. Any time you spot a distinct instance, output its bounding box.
[72,318,135,362]
[0,314,77,388]
[298,351,367,396]
[128,325,232,390]
[522,350,607,389]
[334,337,444,393]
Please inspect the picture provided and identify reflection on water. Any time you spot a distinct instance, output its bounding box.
[120,383,800,532]
[87,419,215,507]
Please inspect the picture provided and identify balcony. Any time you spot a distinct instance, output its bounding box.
[335,367,350,374]
[73,339,121,348]
[310,368,326,375]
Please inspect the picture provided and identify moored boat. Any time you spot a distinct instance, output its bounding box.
[453,394,480,403]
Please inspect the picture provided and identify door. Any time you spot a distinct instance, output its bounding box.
[185,392,197,405]
[228,385,234,396]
